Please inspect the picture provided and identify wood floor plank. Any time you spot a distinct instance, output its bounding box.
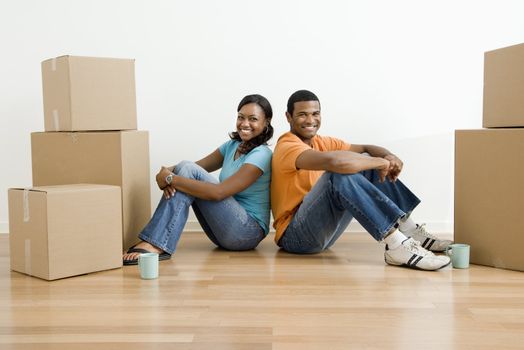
[1,231,523,349]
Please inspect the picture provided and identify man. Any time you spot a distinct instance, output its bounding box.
[271,90,452,271]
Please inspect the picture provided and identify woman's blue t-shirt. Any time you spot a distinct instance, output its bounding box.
[218,140,272,234]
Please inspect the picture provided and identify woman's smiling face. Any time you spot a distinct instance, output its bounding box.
[236,103,267,142]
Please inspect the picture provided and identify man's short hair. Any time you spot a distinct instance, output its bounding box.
[287,90,321,115]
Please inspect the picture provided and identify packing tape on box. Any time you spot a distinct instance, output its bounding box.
[24,239,31,275]
[51,58,57,71]
[23,189,30,222]
[53,110,60,131]
[69,133,78,143]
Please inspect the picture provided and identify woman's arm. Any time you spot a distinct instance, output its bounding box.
[158,149,224,190]
[195,149,224,173]
[165,163,263,201]
[165,149,224,173]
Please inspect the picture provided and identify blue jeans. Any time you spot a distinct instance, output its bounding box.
[278,169,420,254]
[139,161,265,254]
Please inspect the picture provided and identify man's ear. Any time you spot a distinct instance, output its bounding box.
[285,112,292,123]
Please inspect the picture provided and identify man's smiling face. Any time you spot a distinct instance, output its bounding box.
[286,100,321,145]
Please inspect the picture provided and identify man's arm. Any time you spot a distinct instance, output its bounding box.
[349,144,390,157]
[295,149,391,182]
[350,144,403,182]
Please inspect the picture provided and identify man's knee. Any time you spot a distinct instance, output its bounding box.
[330,172,366,189]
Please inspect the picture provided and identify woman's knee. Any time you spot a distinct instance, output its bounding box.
[280,238,325,254]
[220,242,258,251]
[218,235,263,251]
[174,160,200,177]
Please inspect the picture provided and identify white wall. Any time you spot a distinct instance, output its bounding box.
[1,0,523,233]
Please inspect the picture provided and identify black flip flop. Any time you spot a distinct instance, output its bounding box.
[123,247,171,266]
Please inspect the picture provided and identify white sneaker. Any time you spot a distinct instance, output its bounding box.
[407,224,453,252]
[384,238,450,271]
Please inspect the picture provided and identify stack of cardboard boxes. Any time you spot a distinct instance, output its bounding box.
[9,56,152,280]
[455,43,524,272]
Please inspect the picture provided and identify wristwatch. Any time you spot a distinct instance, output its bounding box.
[165,173,174,185]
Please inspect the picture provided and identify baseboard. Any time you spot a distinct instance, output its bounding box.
[184,220,453,235]
[0,220,453,236]
[0,221,8,234]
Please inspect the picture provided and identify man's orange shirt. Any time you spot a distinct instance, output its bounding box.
[271,132,351,243]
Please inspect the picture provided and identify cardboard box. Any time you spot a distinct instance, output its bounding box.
[41,55,137,131]
[31,131,151,249]
[483,43,524,127]
[455,129,524,271]
[8,184,122,280]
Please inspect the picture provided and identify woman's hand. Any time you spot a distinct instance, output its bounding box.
[163,185,176,199]
[156,166,173,190]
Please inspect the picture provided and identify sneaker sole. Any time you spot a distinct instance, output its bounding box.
[430,249,447,253]
[384,255,451,271]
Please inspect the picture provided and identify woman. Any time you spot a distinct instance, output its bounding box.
[123,94,273,265]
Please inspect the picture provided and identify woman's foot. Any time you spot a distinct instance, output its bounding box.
[123,241,165,262]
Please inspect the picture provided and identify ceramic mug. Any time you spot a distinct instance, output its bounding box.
[445,243,470,269]
[138,253,159,279]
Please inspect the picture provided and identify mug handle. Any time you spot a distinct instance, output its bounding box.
[445,246,453,257]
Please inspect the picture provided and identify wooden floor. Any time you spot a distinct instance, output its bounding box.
[1,232,523,350]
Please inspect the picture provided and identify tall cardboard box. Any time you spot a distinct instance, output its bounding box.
[41,55,137,131]
[8,184,122,280]
[483,43,524,127]
[455,129,524,271]
[31,130,151,250]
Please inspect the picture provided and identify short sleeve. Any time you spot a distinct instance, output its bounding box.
[244,146,272,174]
[320,136,351,151]
[218,140,233,156]
[275,137,311,173]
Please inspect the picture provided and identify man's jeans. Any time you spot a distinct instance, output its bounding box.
[278,169,420,254]
[139,161,265,254]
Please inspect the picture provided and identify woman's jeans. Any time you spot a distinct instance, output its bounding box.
[139,161,265,254]
[279,169,420,254]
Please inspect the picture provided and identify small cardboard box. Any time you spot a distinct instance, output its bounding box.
[483,43,524,127]
[455,129,524,271]
[8,184,122,280]
[41,55,137,131]
[31,130,151,250]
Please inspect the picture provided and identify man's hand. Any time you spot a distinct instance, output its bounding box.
[156,166,173,190]
[384,154,403,182]
[376,158,391,183]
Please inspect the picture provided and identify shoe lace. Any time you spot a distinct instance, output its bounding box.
[404,238,434,257]
[415,224,439,240]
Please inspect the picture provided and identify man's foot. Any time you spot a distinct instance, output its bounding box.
[384,237,450,271]
[406,224,453,252]
[123,241,167,265]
